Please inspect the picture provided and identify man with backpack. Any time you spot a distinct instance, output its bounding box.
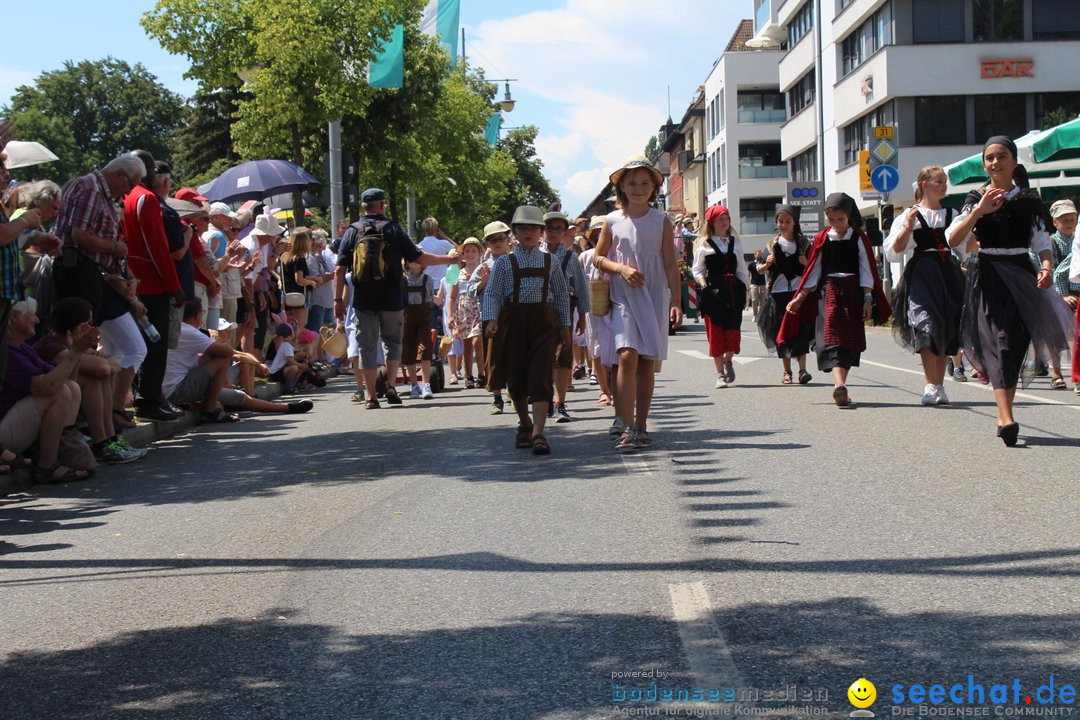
[332,188,458,409]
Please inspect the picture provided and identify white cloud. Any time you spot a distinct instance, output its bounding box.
[466,0,745,213]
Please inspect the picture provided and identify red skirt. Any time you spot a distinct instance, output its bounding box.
[704,315,741,356]
[822,275,866,352]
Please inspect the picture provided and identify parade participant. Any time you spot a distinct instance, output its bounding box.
[580,216,619,430]
[755,204,812,385]
[402,259,435,400]
[543,210,590,423]
[781,192,890,407]
[885,166,965,406]
[946,136,1073,445]
[482,206,572,456]
[1043,199,1078,390]
[593,156,683,450]
[449,237,485,389]
[692,204,747,389]
[475,220,511,414]
[747,250,767,320]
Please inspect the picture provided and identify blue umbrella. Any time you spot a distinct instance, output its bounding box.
[205,159,320,203]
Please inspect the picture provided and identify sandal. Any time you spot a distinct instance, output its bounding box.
[532,434,551,455]
[515,423,534,449]
[199,406,240,423]
[781,371,793,385]
[464,377,476,390]
[832,385,851,407]
[35,463,91,485]
[1050,376,1067,390]
[1,447,33,470]
[366,399,381,410]
[615,428,639,452]
[597,392,611,406]
[351,392,366,403]
[798,370,812,385]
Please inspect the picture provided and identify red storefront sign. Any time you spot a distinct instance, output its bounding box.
[981,58,1035,78]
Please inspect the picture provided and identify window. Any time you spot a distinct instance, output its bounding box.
[790,147,818,182]
[787,2,814,47]
[719,88,726,130]
[973,0,1022,42]
[1036,92,1080,129]
[974,94,1026,142]
[913,0,963,43]
[1033,0,1080,39]
[915,96,967,145]
[755,0,770,32]
[720,143,727,186]
[841,102,895,166]
[739,143,787,179]
[788,70,815,117]
[840,2,893,77]
[740,197,785,235]
[737,90,786,123]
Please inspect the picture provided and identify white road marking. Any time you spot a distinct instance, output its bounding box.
[668,582,752,710]
[620,452,653,475]
[859,359,1080,412]
[731,357,762,365]
[677,350,711,360]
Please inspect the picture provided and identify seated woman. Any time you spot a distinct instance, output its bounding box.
[0,298,91,483]
[34,298,146,464]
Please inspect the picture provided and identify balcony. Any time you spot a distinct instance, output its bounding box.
[781,103,817,158]
[739,164,789,180]
[739,219,779,235]
[738,107,787,124]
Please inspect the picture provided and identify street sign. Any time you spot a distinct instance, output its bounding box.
[786,181,824,208]
[871,139,896,164]
[871,164,900,193]
[873,126,894,139]
[859,150,874,193]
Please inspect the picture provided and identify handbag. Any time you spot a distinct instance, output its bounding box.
[284,292,306,308]
[588,278,611,316]
[58,426,98,473]
[320,325,347,357]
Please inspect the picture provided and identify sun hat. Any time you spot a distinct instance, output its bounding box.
[217,318,238,332]
[208,202,234,218]
[252,214,285,237]
[483,220,511,240]
[1050,199,1077,218]
[165,198,208,219]
[543,211,570,227]
[609,154,663,189]
[510,205,545,227]
[460,237,483,251]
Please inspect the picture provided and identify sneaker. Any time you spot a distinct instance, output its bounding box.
[832,385,851,407]
[554,403,572,423]
[409,383,422,399]
[715,374,728,389]
[921,384,937,406]
[99,440,144,464]
[384,388,403,405]
[1034,361,1050,377]
[112,436,148,457]
[724,360,735,384]
[287,399,314,414]
[588,372,598,386]
[572,364,587,380]
[934,384,949,406]
[952,367,968,382]
[609,416,625,436]
[490,396,504,414]
[420,383,434,399]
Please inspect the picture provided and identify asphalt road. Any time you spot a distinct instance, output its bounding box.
[2,315,1078,720]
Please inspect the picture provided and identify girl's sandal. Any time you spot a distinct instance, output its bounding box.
[1050,376,1067,390]
[615,428,638,452]
[798,370,812,385]
[200,407,240,423]
[531,435,551,455]
[597,392,611,406]
[515,424,534,449]
[35,463,91,485]
[781,372,793,385]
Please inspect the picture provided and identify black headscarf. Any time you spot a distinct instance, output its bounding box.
[775,203,801,222]
[982,135,1030,189]
[824,192,863,230]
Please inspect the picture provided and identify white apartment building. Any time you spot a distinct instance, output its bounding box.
[772,0,1080,217]
[704,20,787,252]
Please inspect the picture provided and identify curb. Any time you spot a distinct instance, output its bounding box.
[0,368,336,497]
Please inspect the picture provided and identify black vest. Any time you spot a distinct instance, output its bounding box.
[704,236,738,284]
[968,189,1044,250]
[821,234,859,275]
[912,209,954,253]
[771,238,804,284]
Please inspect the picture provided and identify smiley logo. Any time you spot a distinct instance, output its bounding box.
[848,679,876,709]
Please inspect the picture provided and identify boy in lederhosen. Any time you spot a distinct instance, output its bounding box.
[542,211,591,423]
[402,259,435,399]
[474,220,512,414]
[482,206,572,455]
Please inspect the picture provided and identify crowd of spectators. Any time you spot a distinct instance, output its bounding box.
[0,128,329,485]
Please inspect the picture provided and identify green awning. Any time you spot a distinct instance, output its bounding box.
[946,154,987,186]
[1031,117,1080,163]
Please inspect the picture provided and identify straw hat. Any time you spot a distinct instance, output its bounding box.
[460,237,483,251]
[609,154,663,188]
[252,214,286,237]
[483,220,511,239]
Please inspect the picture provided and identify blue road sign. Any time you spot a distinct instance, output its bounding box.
[871,165,899,194]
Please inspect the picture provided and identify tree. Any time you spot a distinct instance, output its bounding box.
[169,87,248,187]
[644,131,665,164]
[494,126,560,224]
[1,58,185,182]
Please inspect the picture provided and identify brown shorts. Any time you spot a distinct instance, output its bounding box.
[401,303,433,365]
[487,302,557,403]
[553,296,576,369]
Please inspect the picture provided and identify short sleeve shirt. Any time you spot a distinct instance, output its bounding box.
[162,323,214,398]
[0,342,54,416]
[335,215,423,312]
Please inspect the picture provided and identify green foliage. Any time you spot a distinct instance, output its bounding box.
[169,87,248,186]
[644,131,664,163]
[1,58,185,182]
[1041,106,1074,132]
[495,126,560,224]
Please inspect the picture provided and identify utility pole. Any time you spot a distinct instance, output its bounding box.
[328,120,343,237]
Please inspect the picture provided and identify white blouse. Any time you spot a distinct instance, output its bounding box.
[767,237,801,294]
[802,228,874,290]
[885,206,954,263]
[692,235,749,285]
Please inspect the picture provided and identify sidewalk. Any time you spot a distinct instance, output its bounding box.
[0,380,287,496]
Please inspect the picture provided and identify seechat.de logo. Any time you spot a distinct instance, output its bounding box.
[848,678,877,718]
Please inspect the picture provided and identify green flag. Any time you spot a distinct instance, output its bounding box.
[485,113,502,146]
[369,24,404,89]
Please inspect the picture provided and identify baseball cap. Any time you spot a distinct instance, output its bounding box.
[1050,199,1077,218]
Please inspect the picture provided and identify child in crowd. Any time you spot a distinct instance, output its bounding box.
[1046,199,1079,391]
[579,216,619,431]
[450,237,485,389]
[593,156,683,450]
[482,206,572,456]
[755,204,812,385]
[266,323,324,393]
[543,211,590,423]
[781,192,890,407]
[475,221,512,414]
[403,259,435,399]
[692,204,747,389]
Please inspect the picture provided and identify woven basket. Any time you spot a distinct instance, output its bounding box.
[589,278,611,316]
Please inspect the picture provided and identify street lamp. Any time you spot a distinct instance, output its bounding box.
[490,79,518,112]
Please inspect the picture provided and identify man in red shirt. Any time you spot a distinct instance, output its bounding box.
[123,150,186,421]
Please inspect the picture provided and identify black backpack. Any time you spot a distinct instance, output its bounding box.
[350,218,391,297]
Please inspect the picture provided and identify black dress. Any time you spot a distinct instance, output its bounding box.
[698,236,745,330]
[891,209,965,356]
[958,188,1073,389]
[757,237,812,358]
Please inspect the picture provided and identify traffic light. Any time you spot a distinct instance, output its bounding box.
[865,217,883,246]
[881,204,895,232]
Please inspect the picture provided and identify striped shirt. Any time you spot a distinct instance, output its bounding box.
[53,170,122,270]
[1049,232,1080,296]
[545,243,591,314]
[0,208,22,300]
[481,245,571,326]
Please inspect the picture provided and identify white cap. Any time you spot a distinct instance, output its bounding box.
[217,318,238,332]
[209,202,235,218]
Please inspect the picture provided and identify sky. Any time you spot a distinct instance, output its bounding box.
[2,0,751,216]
